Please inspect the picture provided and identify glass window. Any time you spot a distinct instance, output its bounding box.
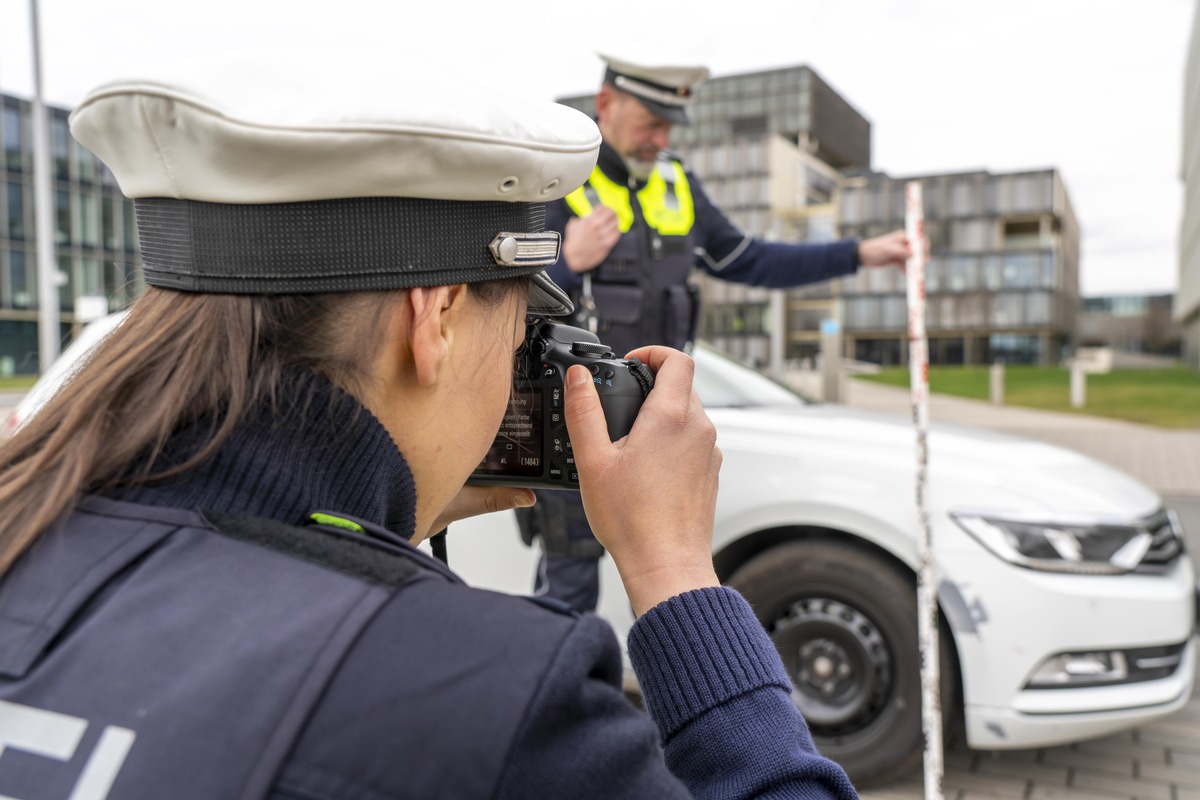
[880,296,906,328]
[991,293,1023,326]
[840,187,862,225]
[925,256,941,292]
[864,263,900,293]
[55,189,71,245]
[989,333,1040,364]
[57,253,75,311]
[9,248,30,309]
[6,182,25,240]
[3,105,23,171]
[1011,174,1052,213]
[924,179,942,218]
[982,255,1002,290]
[950,219,990,252]
[936,296,957,328]
[889,183,905,223]
[1038,252,1056,289]
[75,141,96,184]
[123,199,137,251]
[52,116,70,181]
[123,260,141,300]
[959,295,986,328]
[863,185,884,224]
[709,145,728,177]
[80,256,101,297]
[1002,253,1038,288]
[1027,291,1052,326]
[944,256,978,292]
[80,194,97,246]
[948,179,976,216]
[102,195,116,249]
[843,296,876,329]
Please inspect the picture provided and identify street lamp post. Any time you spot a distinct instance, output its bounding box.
[29,0,61,374]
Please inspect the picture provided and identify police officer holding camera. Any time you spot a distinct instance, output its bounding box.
[0,53,858,798]
[519,53,913,613]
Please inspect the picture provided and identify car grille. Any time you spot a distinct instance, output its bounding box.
[1134,508,1185,574]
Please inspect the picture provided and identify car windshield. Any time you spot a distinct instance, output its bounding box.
[691,344,810,408]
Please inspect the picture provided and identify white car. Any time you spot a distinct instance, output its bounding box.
[446,342,1196,787]
[10,314,1197,787]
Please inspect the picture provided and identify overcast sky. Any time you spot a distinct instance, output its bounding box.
[0,0,1193,296]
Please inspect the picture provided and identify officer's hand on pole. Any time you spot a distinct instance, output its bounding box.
[422,485,535,543]
[564,346,721,618]
[563,207,621,274]
[857,229,922,270]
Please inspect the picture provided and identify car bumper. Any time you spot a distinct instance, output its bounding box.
[938,531,1196,751]
[965,637,1195,748]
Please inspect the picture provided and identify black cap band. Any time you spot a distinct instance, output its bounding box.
[135,197,553,294]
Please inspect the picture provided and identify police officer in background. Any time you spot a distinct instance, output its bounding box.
[0,53,858,799]
[519,53,914,612]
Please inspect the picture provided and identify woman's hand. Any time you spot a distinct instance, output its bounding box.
[422,485,535,544]
[564,346,721,617]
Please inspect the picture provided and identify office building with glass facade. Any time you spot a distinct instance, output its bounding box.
[559,64,1081,367]
[1,92,142,375]
[832,168,1079,366]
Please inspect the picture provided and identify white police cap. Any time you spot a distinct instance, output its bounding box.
[599,53,710,125]
[69,52,602,315]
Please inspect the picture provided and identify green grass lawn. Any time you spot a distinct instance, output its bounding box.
[855,365,1200,429]
[0,376,39,392]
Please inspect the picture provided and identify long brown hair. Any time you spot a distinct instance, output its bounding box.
[0,278,522,574]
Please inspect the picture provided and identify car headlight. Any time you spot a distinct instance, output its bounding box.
[950,512,1164,575]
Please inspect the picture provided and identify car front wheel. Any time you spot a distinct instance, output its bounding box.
[727,539,945,787]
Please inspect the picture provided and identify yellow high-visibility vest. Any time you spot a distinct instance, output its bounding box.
[564,160,695,236]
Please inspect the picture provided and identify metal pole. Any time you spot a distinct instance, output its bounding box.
[29,0,61,374]
[905,180,943,800]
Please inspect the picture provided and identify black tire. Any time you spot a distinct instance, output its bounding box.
[726,539,948,787]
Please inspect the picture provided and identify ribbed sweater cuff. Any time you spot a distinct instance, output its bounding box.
[627,586,792,740]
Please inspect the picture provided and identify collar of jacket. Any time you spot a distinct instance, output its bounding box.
[100,368,418,539]
[596,139,638,188]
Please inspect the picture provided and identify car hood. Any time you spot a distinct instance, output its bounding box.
[706,403,1162,521]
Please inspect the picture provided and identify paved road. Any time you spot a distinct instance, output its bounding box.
[791,375,1200,800]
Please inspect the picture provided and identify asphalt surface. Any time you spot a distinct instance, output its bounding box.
[786,374,1200,800]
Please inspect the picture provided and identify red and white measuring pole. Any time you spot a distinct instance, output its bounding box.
[905,180,944,800]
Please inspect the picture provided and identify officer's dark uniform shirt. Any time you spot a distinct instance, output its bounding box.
[0,369,858,799]
[545,139,862,356]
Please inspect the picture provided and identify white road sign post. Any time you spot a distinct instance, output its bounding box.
[905,180,944,800]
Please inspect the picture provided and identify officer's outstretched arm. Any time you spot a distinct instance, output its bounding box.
[564,346,721,617]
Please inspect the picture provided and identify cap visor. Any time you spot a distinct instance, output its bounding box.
[527,270,574,317]
[633,96,692,126]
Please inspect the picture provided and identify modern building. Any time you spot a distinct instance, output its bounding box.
[1179,3,1200,369]
[559,65,1082,368]
[1,92,142,375]
[831,168,1080,366]
[1078,293,1183,358]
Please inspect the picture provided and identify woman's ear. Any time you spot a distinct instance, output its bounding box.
[407,284,467,387]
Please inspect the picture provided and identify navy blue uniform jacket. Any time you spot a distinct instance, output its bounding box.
[0,370,858,799]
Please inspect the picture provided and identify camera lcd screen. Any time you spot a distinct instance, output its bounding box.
[475,390,543,477]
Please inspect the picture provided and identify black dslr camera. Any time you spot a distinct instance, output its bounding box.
[469,319,654,490]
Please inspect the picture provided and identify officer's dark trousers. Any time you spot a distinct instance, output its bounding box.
[516,491,603,614]
[535,553,601,614]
